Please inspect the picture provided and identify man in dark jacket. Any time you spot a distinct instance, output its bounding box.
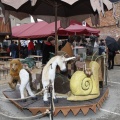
[9,41,18,58]
[108,48,116,70]
[35,40,42,56]
[42,36,55,65]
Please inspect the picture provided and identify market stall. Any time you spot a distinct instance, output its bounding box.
[58,23,100,36]
[114,53,120,65]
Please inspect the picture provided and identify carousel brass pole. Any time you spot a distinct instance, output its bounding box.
[104,53,107,85]
[55,1,58,55]
[49,80,53,120]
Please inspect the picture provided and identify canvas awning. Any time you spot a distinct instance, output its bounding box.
[12,20,99,38]
[58,23,100,36]
[12,21,61,39]
[13,21,48,38]
[12,23,35,37]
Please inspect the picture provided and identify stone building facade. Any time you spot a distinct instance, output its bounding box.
[85,2,120,40]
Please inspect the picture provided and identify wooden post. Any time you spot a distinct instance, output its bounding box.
[18,39,21,58]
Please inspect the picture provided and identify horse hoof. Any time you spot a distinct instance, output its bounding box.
[54,98,58,103]
[44,101,50,105]
[21,99,27,102]
[31,96,38,100]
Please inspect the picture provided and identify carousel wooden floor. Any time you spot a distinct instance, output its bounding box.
[3,86,109,116]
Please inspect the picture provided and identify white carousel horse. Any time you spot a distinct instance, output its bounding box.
[42,55,75,103]
[19,69,36,100]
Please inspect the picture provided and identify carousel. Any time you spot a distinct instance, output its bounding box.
[3,38,109,119]
[0,0,113,119]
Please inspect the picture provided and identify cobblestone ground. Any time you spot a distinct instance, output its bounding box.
[0,61,42,120]
[0,61,120,120]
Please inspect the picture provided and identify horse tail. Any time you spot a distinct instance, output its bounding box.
[25,69,36,91]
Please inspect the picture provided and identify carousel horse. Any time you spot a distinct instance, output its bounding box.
[9,59,36,100]
[42,55,75,103]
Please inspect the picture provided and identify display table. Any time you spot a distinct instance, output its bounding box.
[0,51,9,56]
[114,54,120,65]
[0,56,12,61]
[29,55,42,61]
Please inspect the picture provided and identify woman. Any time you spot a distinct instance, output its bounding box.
[42,36,55,65]
[108,48,116,70]
[28,40,34,55]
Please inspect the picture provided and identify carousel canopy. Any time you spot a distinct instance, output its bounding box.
[1,0,113,28]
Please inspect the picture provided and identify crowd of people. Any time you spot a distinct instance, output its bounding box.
[8,36,56,65]
[6,35,119,70]
[8,40,43,59]
[67,35,117,70]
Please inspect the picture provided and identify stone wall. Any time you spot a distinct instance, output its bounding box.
[98,25,120,40]
[85,2,120,40]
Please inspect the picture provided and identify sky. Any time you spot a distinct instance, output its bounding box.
[30,16,43,23]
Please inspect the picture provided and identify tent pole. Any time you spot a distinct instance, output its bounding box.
[55,1,58,55]
[18,39,21,58]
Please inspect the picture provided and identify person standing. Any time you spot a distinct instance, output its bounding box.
[42,36,55,65]
[15,41,19,58]
[99,39,106,55]
[108,48,116,70]
[28,39,34,55]
[0,45,3,52]
[9,41,18,58]
[35,40,42,56]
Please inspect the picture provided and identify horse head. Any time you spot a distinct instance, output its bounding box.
[57,56,76,72]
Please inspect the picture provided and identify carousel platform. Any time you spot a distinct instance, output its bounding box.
[3,86,109,116]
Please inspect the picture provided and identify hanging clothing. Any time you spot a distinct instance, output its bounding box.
[1,0,28,9]
[90,0,102,14]
[90,0,112,15]
[109,0,120,3]
[99,0,105,15]
[31,0,37,6]
[103,0,113,10]
[90,13,100,27]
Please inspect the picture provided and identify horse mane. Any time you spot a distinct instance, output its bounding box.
[43,56,61,76]
[45,56,60,67]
